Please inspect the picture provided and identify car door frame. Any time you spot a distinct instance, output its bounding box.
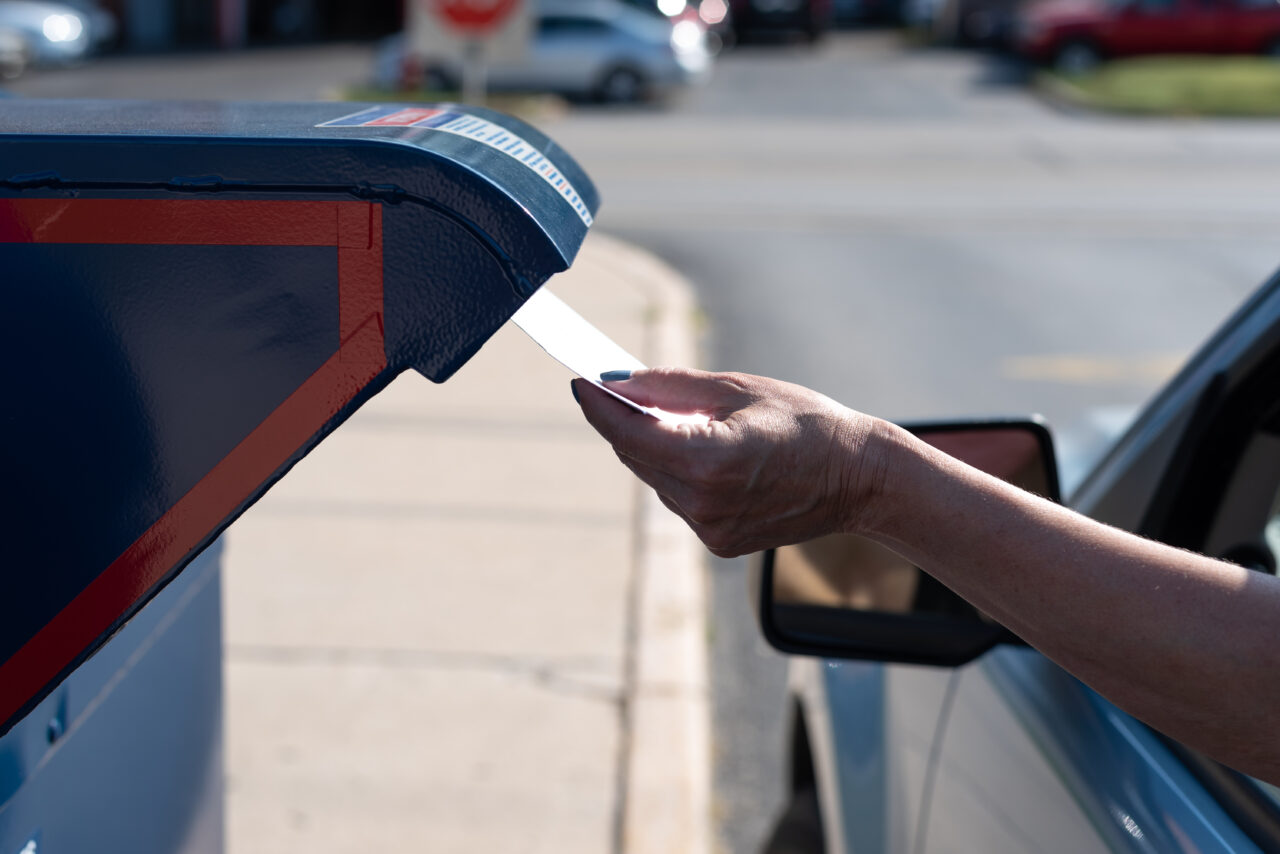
[1060,268,1280,850]
[912,275,1280,853]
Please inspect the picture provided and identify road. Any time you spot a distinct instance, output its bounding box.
[541,32,1280,853]
[13,33,1280,852]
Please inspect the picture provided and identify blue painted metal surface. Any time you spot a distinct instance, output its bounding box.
[919,647,1260,853]
[0,542,224,854]
[0,99,598,736]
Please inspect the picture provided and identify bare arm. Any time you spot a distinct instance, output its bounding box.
[873,422,1280,783]
[573,368,1280,784]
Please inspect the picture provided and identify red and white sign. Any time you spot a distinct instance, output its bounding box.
[428,0,521,33]
[408,0,529,73]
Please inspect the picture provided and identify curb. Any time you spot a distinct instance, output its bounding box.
[588,234,712,854]
[1031,71,1109,117]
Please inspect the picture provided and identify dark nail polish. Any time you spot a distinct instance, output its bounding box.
[570,380,581,404]
[600,370,632,382]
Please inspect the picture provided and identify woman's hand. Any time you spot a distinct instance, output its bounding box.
[572,368,890,557]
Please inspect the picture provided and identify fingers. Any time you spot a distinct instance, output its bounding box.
[602,367,751,414]
[612,449,690,505]
[652,486,749,559]
[574,379,704,471]
[645,467,753,559]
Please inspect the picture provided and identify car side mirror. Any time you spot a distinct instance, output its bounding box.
[752,420,1060,667]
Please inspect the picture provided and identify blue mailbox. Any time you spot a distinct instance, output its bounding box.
[0,99,597,794]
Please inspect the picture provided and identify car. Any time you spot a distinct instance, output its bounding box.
[0,0,111,67]
[380,0,713,103]
[834,0,907,25]
[930,0,1029,46]
[754,267,1280,853]
[730,0,834,41]
[903,0,946,31]
[622,0,736,51]
[1016,0,1280,73]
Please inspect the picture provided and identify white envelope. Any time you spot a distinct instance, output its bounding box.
[511,288,709,427]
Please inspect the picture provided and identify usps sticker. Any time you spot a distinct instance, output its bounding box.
[319,106,593,228]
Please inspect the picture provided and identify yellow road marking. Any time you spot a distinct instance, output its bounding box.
[1002,352,1186,386]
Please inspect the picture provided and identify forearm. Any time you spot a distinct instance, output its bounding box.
[860,420,1280,782]
[577,368,1280,779]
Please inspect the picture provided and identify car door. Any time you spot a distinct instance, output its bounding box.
[1219,0,1280,53]
[490,15,614,94]
[1104,0,1200,55]
[919,273,1280,853]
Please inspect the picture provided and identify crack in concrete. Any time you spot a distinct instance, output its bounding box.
[225,643,622,703]
[248,498,627,527]
[345,411,589,438]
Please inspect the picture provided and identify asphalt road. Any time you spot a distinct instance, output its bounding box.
[13,34,1280,852]
[542,32,1280,853]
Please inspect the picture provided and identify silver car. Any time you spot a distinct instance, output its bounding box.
[380,0,713,102]
[756,266,1280,852]
[0,1,98,66]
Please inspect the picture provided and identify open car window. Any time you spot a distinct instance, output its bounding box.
[1158,370,1280,837]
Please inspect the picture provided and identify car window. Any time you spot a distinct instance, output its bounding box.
[1133,0,1178,13]
[537,16,613,36]
[1189,405,1280,816]
[1203,427,1280,572]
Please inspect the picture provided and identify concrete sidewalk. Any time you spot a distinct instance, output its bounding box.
[221,233,710,854]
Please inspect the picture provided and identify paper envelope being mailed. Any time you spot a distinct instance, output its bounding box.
[511,289,709,427]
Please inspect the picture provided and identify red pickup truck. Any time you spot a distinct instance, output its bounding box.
[1016,0,1280,72]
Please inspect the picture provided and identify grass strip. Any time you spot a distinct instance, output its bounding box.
[1039,56,1280,117]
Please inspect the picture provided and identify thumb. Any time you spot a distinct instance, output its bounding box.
[603,367,749,414]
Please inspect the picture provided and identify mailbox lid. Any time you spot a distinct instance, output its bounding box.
[0,99,598,284]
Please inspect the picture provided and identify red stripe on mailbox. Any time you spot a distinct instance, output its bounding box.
[0,198,386,729]
[0,199,348,245]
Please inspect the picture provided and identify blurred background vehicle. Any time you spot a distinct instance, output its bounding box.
[931,0,1025,46]
[377,0,712,103]
[621,0,736,52]
[1018,0,1280,72]
[902,0,943,30]
[834,0,907,26]
[0,0,106,66]
[730,0,833,42]
[0,24,30,76]
[58,0,116,47]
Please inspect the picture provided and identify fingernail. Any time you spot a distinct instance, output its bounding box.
[600,370,632,382]
[570,380,581,404]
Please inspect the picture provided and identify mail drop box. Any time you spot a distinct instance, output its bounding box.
[0,100,599,745]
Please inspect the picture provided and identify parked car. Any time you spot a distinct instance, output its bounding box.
[754,267,1280,852]
[58,0,117,48]
[378,0,712,102]
[1017,0,1280,72]
[931,0,1028,46]
[730,0,834,41]
[0,0,111,66]
[903,0,946,30]
[620,0,735,52]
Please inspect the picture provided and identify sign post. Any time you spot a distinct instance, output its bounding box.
[415,0,527,103]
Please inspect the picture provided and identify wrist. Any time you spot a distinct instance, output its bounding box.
[837,415,915,538]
